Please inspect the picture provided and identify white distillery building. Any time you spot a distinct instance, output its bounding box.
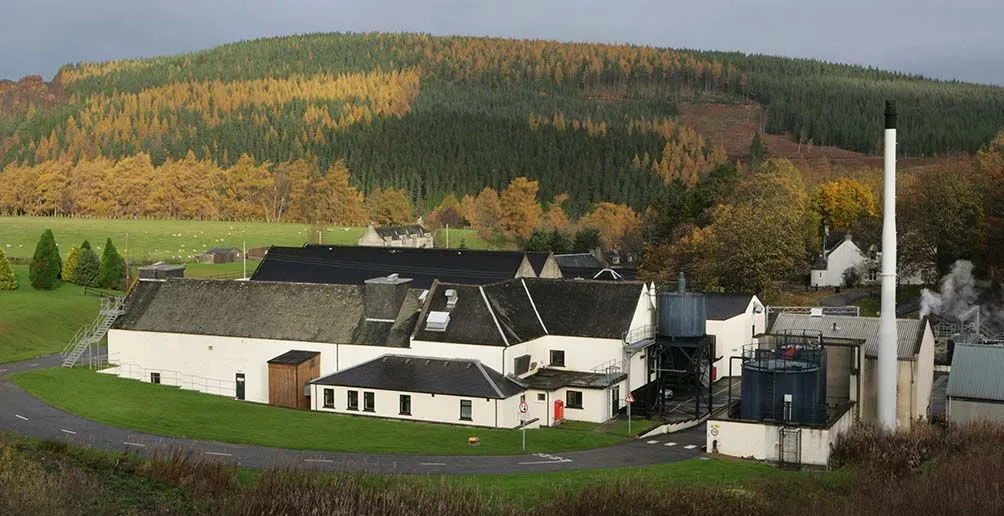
[704,293,767,378]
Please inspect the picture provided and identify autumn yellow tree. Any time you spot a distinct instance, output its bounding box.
[810,177,878,233]
[578,202,641,252]
[365,187,414,226]
[427,193,468,228]
[304,161,367,225]
[467,187,504,243]
[221,154,272,220]
[500,177,543,242]
[543,193,571,230]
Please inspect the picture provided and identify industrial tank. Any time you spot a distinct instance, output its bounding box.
[740,345,827,425]
[657,272,706,338]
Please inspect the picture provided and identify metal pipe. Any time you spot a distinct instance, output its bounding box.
[877,100,899,430]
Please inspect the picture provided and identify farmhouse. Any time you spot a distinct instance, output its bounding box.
[250,244,561,289]
[946,344,1004,424]
[770,313,935,429]
[809,232,928,288]
[357,224,434,248]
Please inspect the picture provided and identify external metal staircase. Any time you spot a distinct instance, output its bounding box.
[62,295,126,367]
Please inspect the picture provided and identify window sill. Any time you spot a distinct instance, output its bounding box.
[347,407,359,411]
[399,412,411,416]
[363,409,375,413]
[566,405,583,410]
[322,405,334,409]
[460,418,473,422]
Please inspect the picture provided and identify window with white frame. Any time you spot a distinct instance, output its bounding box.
[460,399,472,421]
[550,349,565,367]
[399,394,411,415]
[323,388,334,408]
[347,390,359,411]
[363,392,375,412]
[566,390,583,409]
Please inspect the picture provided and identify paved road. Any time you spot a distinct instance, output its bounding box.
[0,355,707,474]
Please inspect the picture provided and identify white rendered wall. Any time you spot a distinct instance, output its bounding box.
[913,326,935,421]
[825,241,866,287]
[310,384,522,428]
[707,297,765,378]
[707,407,855,466]
[408,340,507,373]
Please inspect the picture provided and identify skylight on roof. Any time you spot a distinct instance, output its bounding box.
[426,311,451,332]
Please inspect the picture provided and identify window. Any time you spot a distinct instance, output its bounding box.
[868,269,878,282]
[566,390,583,409]
[363,392,375,412]
[537,393,546,402]
[550,350,565,367]
[460,399,473,421]
[323,388,334,408]
[513,354,531,375]
[399,395,411,416]
[150,372,161,384]
[347,390,359,411]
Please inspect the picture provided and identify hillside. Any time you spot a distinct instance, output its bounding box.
[1,32,1002,218]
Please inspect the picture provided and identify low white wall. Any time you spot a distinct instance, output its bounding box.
[309,384,522,428]
[706,407,855,466]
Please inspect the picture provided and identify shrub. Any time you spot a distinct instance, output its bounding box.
[842,266,861,288]
[61,246,80,284]
[74,241,100,287]
[0,248,16,290]
[29,229,61,290]
[98,238,125,290]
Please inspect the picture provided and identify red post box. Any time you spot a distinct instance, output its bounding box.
[554,399,564,422]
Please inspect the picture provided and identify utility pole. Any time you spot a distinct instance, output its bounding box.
[446,224,450,248]
[242,241,247,279]
[124,232,130,286]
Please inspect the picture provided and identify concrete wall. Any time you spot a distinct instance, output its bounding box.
[707,407,855,466]
[309,384,523,428]
[859,355,924,429]
[949,398,1004,424]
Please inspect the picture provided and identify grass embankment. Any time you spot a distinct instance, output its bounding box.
[0,266,101,364]
[0,216,487,262]
[12,368,624,455]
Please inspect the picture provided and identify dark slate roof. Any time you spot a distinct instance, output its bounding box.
[522,368,627,390]
[704,293,755,321]
[525,252,551,276]
[523,278,643,339]
[311,355,525,399]
[554,253,603,269]
[268,350,320,365]
[561,267,638,281]
[204,247,238,255]
[374,225,428,239]
[114,279,420,346]
[947,344,1004,402]
[482,279,548,344]
[412,283,510,346]
[250,245,537,289]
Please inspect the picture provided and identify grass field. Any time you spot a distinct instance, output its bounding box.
[12,368,626,455]
[0,266,103,364]
[0,216,487,262]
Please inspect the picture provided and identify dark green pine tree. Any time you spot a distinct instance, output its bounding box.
[547,229,572,254]
[74,240,101,287]
[749,132,768,168]
[29,229,62,290]
[98,238,126,290]
[523,228,551,252]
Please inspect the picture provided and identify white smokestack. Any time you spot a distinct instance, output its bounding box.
[878,100,898,430]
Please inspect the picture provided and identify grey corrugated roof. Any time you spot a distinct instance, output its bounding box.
[947,344,1004,402]
[268,350,320,365]
[115,279,421,346]
[311,355,525,399]
[704,293,754,320]
[769,313,927,360]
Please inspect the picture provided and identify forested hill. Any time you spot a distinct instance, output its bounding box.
[2,32,1003,217]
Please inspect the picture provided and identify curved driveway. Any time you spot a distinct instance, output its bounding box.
[0,355,707,474]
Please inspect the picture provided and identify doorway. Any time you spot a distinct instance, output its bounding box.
[611,385,620,418]
[235,373,246,400]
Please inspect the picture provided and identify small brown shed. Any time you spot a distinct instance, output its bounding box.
[199,247,239,264]
[267,350,320,410]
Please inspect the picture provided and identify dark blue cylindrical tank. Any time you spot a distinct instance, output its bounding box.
[740,356,826,425]
[657,293,706,338]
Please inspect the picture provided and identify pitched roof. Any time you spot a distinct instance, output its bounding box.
[523,278,643,340]
[947,344,1004,402]
[522,368,627,390]
[769,313,928,360]
[554,253,604,269]
[204,247,238,255]
[310,355,525,399]
[267,350,320,365]
[250,245,542,289]
[412,283,512,346]
[705,293,755,321]
[115,279,420,346]
[561,267,638,281]
[374,225,428,239]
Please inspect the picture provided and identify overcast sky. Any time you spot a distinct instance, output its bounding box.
[2,0,1002,85]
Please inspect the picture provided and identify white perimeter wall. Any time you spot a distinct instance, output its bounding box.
[310,384,524,428]
[707,406,855,466]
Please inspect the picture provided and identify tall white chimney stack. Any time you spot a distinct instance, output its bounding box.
[878,100,899,430]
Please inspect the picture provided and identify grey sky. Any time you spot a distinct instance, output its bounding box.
[2,0,1002,85]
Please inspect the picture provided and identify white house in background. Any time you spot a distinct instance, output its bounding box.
[704,293,767,378]
[771,313,935,429]
[810,232,927,288]
[357,224,434,248]
[946,344,1004,424]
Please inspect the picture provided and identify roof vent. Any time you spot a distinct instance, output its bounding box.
[387,273,399,280]
[418,290,429,303]
[809,307,824,318]
[831,322,841,332]
[425,311,451,332]
[445,288,459,310]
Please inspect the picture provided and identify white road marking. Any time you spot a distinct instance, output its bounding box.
[30,363,38,367]
[664,442,677,446]
[304,459,333,463]
[123,441,146,447]
[205,452,232,457]
[684,444,697,450]
[15,414,29,421]
[61,429,77,435]
[0,369,8,373]
[420,462,447,466]
[646,440,660,444]
[517,460,567,465]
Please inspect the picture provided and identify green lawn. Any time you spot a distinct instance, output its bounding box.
[557,417,661,438]
[176,260,260,279]
[0,216,488,262]
[12,368,626,455]
[0,266,102,364]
